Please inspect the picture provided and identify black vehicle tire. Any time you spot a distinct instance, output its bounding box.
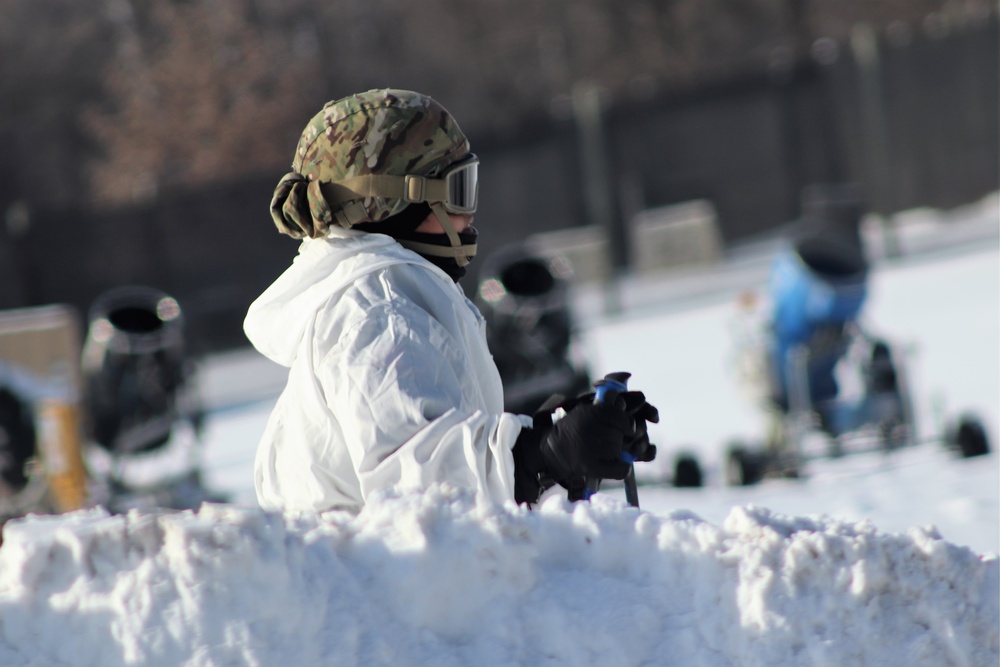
[950,415,990,458]
[866,340,899,393]
[673,452,704,488]
[725,444,763,487]
[0,387,36,492]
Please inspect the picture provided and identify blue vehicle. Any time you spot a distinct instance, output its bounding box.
[725,211,988,485]
[724,184,920,485]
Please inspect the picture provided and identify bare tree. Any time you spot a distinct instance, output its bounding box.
[0,0,115,209]
[64,0,964,208]
[84,0,321,208]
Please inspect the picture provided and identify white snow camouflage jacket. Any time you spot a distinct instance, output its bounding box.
[244,228,526,512]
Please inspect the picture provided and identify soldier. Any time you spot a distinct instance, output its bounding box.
[246,89,657,512]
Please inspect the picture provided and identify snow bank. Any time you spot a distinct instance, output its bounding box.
[0,488,996,667]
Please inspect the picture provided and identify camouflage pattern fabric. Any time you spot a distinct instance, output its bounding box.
[270,89,471,239]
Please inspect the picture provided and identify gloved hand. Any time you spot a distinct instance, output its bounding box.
[539,398,637,490]
[557,390,659,465]
[511,388,660,505]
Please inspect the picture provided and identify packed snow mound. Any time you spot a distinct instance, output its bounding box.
[0,487,996,667]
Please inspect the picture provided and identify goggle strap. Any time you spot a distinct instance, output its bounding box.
[322,174,449,206]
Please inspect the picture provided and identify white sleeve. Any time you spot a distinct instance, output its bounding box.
[316,301,522,506]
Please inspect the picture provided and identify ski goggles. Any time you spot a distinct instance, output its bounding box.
[320,153,479,218]
[393,153,479,214]
[438,153,479,214]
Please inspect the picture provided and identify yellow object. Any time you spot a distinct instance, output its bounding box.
[0,304,90,514]
[37,399,89,512]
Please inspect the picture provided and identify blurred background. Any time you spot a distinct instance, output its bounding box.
[0,0,996,354]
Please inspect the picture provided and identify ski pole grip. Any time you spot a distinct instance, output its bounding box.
[593,373,630,405]
[583,372,633,501]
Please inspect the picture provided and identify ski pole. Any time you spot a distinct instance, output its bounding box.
[583,372,640,508]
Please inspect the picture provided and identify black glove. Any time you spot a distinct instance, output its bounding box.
[512,410,554,505]
[557,390,659,465]
[511,390,660,506]
[541,398,637,487]
[620,390,659,464]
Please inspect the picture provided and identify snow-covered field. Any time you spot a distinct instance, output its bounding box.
[0,195,996,666]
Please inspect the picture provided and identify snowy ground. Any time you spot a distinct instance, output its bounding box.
[1,490,995,667]
[0,195,996,666]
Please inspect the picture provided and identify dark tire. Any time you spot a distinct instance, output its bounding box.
[0,387,36,491]
[950,415,990,458]
[673,453,703,488]
[725,444,763,487]
[866,340,898,393]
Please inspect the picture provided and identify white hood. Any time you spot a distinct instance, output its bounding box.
[245,228,448,368]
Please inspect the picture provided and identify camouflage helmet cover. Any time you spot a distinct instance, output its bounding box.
[270,89,471,239]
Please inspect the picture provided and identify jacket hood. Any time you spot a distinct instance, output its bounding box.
[244,229,440,367]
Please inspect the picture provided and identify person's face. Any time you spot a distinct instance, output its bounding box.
[415,212,474,234]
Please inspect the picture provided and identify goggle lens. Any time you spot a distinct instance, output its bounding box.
[444,156,478,214]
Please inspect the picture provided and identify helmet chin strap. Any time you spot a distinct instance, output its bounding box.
[395,202,476,267]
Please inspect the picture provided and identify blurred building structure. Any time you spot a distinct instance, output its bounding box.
[0,0,996,352]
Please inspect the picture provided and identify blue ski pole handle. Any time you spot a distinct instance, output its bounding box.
[593,372,630,405]
[584,372,640,507]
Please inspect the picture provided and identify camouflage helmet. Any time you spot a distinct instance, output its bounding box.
[270,89,471,241]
